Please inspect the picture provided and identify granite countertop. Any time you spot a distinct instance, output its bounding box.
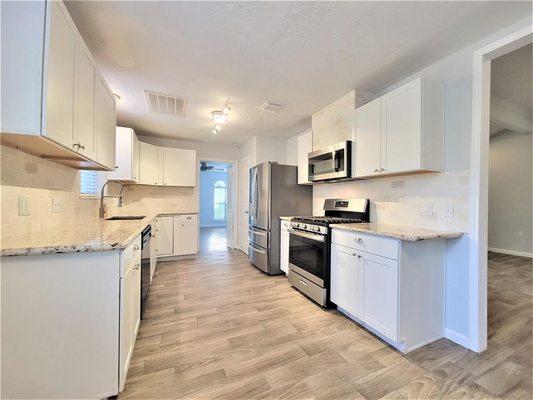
[330,223,463,242]
[1,211,198,257]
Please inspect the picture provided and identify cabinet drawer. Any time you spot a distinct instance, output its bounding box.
[121,235,141,277]
[331,229,398,260]
[178,214,197,223]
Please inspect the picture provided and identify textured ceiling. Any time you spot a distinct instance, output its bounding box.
[65,1,531,144]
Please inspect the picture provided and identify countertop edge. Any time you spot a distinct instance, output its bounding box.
[1,211,198,257]
[329,223,464,242]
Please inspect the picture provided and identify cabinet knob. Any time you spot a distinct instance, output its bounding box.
[133,263,140,270]
[352,253,356,256]
[380,168,385,172]
[354,238,363,243]
[133,244,139,251]
[115,165,119,170]
[79,144,85,150]
[374,169,379,173]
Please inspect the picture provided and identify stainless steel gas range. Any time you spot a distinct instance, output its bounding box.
[288,198,369,307]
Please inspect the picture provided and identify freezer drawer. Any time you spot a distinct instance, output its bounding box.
[248,242,270,273]
[249,226,269,249]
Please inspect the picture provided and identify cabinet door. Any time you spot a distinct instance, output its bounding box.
[132,133,140,183]
[163,147,197,186]
[176,222,198,255]
[139,142,158,185]
[297,131,313,184]
[119,265,137,390]
[74,43,96,159]
[381,79,421,174]
[354,98,381,177]
[44,2,76,148]
[330,244,360,317]
[95,75,116,170]
[361,252,398,341]
[280,228,289,274]
[107,127,132,181]
[155,217,174,256]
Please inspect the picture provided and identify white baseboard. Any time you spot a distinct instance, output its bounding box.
[445,328,470,348]
[488,247,533,258]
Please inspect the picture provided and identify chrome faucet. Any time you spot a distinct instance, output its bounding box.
[99,180,125,219]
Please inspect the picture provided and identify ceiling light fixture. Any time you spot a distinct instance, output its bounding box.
[211,111,227,124]
[210,99,232,134]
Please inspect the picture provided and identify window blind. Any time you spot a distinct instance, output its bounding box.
[80,170,98,195]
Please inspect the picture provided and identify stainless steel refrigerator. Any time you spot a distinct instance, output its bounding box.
[248,162,312,275]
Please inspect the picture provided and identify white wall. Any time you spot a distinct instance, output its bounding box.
[488,130,533,256]
[239,135,287,167]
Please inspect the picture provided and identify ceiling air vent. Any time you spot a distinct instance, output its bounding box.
[144,90,186,117]
[258,101,285,113]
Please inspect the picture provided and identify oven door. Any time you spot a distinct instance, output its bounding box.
[288,228,327,287]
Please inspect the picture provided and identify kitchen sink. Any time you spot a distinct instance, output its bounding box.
[105,216,146,221]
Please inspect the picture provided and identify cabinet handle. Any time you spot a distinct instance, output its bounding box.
[72,143,80,151]
[354,238,363,243]
[79,144,85,150]
[299,279,308,286]
[133,263,140,270]
[352,253,357,256]
[358,255,362,259]
[133,244,139,251]
[380,168,385,172]
[115,165,119,170]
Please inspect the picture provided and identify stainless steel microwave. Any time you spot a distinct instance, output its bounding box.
[308,141,352,182]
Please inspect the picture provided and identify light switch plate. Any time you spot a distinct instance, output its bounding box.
[18,196,30,216]
[52,197,64,213]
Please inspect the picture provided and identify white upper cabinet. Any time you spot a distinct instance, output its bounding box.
[297,131,313,185]
[354,98,381,177]
[107,127,140,182]
[44,2,76,149]
[139,142,159,185]
[312,91,355,151]
[139,144,197,187]
[0,1,115,171]
[163,147,197,187]
[353,78,444,178]
[75,43,96,160]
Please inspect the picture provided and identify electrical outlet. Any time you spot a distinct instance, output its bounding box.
[423,202,433,216]
[18,196,30,216]
[445,204,454,218]
[52,197,64,213]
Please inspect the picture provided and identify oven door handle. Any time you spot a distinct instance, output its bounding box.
[288,228,325,242]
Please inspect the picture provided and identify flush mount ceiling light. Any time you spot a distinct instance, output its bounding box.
[211,99,231,134]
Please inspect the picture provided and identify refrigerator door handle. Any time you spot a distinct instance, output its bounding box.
[254,169,259,219]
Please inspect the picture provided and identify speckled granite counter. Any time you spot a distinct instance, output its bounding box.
[330,223,463,242]
[1,211,198,257]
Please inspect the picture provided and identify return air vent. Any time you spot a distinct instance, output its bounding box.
[258,101,285,113]
[145,91,186,117]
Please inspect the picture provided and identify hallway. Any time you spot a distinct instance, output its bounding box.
[200,227,229,254]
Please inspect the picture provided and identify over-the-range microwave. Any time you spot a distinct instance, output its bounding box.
[308,140,352,182]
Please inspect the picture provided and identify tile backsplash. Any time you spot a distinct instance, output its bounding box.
[0,145,98,237]
[313,170,470,232]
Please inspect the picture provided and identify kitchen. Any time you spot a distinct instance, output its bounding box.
[1,1,532,399]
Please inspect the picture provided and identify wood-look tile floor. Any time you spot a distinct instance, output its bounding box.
[120,250,532,399]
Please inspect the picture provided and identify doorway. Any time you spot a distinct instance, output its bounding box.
[199,160,236,253]
[470,25,532,353]
[485,44,532,371]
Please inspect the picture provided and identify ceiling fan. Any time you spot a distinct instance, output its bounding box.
[200,161,224,171]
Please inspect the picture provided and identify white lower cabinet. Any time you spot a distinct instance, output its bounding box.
[155,214,198,258]
[330,244,360,318]
[154,216,174,256]
[280,220,290,274]
[330,229,445,353]
[360,252,398,342]
[119,236,141,391]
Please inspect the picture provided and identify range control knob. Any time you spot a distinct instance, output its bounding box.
[295,223,300,228]
[314,226,321,232]
[302,224,307,230]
